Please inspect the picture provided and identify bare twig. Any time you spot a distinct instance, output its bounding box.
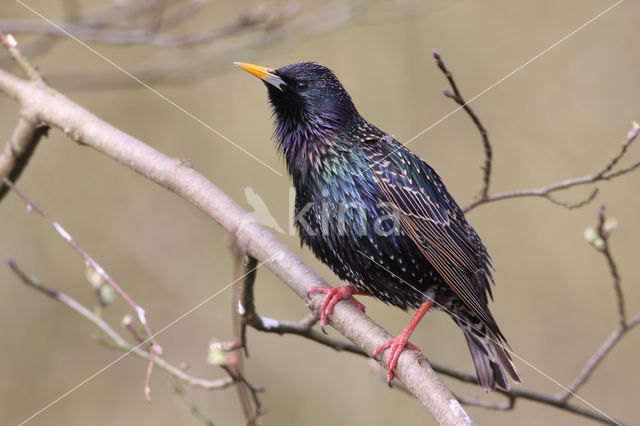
[430,360,627,426]
[218,356,265,426]
[454,395,512,411]
[238,255,259,357]
[559,206,640,402]
[0,36,50,202]
[436,44,639,215]
[0,0,81,69]
[2,176,162,353]
[463,121,639,212]
[169,377,216,426]
[235,252,365,357]
[562,313,640,405]
[7,258,233,391]
[0,117,48,202]
[595,205,626,326]
[144,350,156,402]
[370,354,624,424]
[2,176,163,401]
[228,249,264,426]
[245,308,365,356]
[0,32,43,82]
[546,187,599,210]
[433,50,492,202]
[10,250,249,422]
[594,125,640,179]
[119,314,156,402]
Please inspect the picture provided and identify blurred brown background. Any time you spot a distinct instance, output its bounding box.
[1,1,639,425]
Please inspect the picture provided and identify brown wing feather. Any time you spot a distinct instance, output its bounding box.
[365,140,502,337]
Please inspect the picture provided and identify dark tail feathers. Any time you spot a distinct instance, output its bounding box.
[455,317,522,392]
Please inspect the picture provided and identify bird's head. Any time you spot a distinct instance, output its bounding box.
[235,62,359,149]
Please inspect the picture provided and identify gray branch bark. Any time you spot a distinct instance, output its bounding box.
[0,117,48,202]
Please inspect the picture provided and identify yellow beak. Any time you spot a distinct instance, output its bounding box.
[234,62,286,90]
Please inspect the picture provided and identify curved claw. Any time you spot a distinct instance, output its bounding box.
[308,285,366,334]
[374,335,421,386]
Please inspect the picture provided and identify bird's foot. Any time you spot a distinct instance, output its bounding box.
[374,332,421,386]
[308,285,366,334]
[374,300,432,386]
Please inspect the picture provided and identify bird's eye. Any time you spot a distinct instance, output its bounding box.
[296,81,308,91]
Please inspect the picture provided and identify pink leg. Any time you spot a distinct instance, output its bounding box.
[308,285,367,333]
[373,300,433,386]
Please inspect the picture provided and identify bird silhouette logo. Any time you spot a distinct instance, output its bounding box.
[243,186,284,233]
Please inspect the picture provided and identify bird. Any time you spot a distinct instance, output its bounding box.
[234,61,521,391]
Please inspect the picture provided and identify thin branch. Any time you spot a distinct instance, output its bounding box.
[433,50,492,202]
[436,38,640,216]
[235,251,365,357]
[7,258,233,391]
[437,363,628,425]
[463,121,640,212]
[221,365,265,424]
[454,395,512,411]
[562,313,640,404]
[559,206,638,400]
[595,205,626,326]
[546,187,599,210]
[0,36,48,202]
[0,32,43,82]
[119,313,157,403]
[228,249,264,426]
[246,304,365,356]
[169,377,216,426]
[595,125,640,179]
[144,350,156,402]
[3,176,162,356]
[0,117,48,202]
[238,254,259,357]
[3,176,163,400]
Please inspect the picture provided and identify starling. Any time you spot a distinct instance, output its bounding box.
[235,61,521,391]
